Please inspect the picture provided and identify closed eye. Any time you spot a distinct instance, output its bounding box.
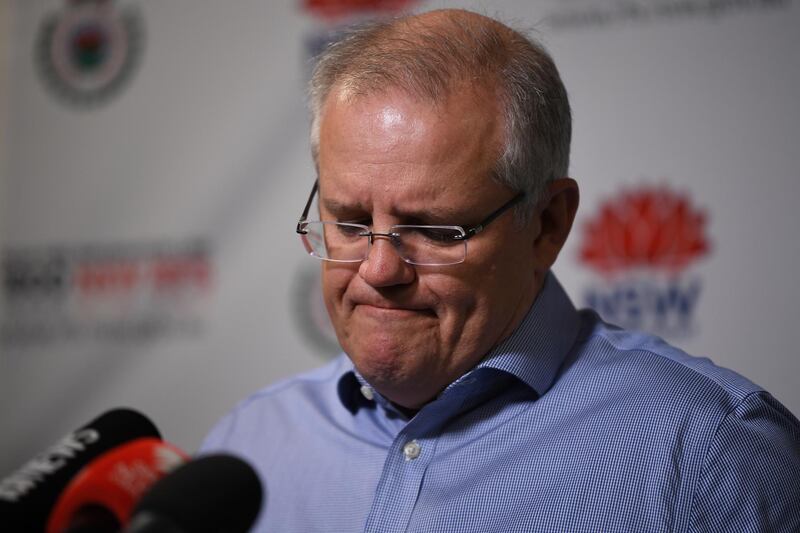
[397,226,464,246]
[332,223,368,237]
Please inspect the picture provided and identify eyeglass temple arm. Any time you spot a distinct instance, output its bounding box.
[296,179,319,234]
[459,192,526,240]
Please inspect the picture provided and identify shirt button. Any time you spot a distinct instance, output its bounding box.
[360,385,374,401]
[403,440,421,461]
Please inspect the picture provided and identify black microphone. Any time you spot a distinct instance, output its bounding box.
[123,454,264,533]
[0,408,161,533]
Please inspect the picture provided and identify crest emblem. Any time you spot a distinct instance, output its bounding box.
[36,0,144,107]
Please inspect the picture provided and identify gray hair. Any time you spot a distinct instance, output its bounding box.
[308,10,571,221]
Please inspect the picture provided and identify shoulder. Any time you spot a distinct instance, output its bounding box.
[200,355,351,453]
[559,312,799,461]
[239,354,349,406]
[571,312,768,413]
[569,313,800,528]
[558,314,800,528]
[688,390,800,530]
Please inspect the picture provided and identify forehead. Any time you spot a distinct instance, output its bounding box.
[316,86,506,214]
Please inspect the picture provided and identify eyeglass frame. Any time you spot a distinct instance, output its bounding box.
[295,179,525,262]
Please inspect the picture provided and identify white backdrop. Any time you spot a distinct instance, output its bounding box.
[2,0,799,476]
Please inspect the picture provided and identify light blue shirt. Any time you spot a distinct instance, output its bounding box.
[201,274,800,532]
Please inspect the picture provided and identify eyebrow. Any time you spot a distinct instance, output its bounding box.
[322,197,359,213]
[320,198,367,219]
[322,197,465,225]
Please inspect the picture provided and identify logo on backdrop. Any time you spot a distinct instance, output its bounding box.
[577,185,711,337]
[1,240,212,347]
[302,0,419,21]
[301,0,421,66]
[541,0,790,31]
[292,265,341,359]
[35,0,144,107]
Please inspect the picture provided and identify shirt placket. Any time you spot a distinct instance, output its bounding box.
[362,386,475,533]
[361,430,437,533]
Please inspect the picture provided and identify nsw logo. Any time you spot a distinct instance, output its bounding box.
[578,185,711,337]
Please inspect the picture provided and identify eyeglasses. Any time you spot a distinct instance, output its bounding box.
[295,180,524,266]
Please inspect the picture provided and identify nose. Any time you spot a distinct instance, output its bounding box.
[358,235,416,288]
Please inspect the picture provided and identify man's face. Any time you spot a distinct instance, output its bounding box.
[316,86,545,409]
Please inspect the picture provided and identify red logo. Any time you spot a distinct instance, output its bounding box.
[302,0,419,20]
[579,186,710,276]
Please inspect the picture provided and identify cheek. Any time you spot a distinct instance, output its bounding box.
[443,261,511,323]
[321,265,354,313]
[425,273,481,325]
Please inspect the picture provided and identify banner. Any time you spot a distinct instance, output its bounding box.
[2,0,798,475]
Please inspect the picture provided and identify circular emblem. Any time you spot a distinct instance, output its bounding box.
[35,0,144,107]
[291,265,341,359]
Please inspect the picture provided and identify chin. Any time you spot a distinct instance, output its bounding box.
[347,334,427,383]
[352,333,411,368]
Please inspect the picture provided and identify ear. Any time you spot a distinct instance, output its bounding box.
[531,178,579,273]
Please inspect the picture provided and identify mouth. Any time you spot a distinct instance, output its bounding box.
[354,303,436,319]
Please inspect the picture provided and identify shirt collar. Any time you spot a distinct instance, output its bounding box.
[471,272,581,397]
[336,272,581,412]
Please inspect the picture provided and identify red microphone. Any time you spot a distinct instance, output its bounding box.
[46,438,188,533]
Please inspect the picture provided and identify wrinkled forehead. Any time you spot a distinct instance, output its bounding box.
[317,83,503,169]
[314,86,511,223]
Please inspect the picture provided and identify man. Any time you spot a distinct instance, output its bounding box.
[202,9,800,532]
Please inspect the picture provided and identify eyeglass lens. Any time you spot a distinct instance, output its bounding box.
[300,222,466,266]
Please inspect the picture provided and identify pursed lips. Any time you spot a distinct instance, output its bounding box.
[352,302,436,319]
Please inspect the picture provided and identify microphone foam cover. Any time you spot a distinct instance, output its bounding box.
[132,454,263,533]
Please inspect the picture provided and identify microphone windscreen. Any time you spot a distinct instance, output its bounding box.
[126,454,263,533]
[46,438,188,533]
[0,408,161,533]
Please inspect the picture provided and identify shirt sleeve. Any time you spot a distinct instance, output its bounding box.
[688,391,800,532]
